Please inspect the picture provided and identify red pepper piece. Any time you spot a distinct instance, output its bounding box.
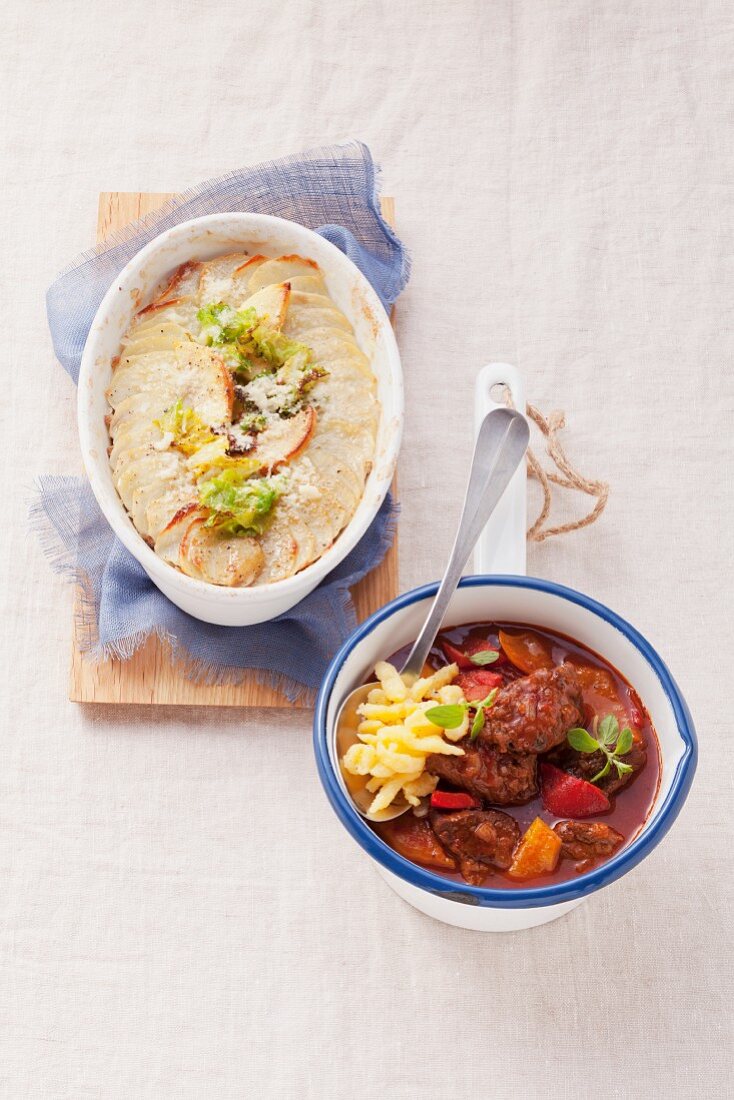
[457,669,504,702]
[442,637,505,670]
[430,790,481,811]
[441,640,475,669]
[540,763,611,818]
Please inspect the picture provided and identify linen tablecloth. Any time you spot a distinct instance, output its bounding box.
[2,2,732,1097]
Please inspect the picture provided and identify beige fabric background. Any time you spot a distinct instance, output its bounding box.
[2,1,732,1097]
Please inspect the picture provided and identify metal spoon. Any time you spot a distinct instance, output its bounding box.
[335,407,530,821]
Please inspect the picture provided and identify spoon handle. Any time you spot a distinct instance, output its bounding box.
[399,408,529,682]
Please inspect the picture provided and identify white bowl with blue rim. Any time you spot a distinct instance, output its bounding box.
[313,365,697,932]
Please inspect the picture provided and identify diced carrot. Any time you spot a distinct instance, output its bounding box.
[507,817,562,880]
[498,630,554,674]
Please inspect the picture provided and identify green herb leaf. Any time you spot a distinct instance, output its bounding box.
[567,727,600,753]
[425,704,467,730]
[615,727,634,756]
[571,713,638,787]
[469,688,498,741]
[590,758,612,783]
[597,714,619,746]
[470,709,485,740]
[469,649,500,666]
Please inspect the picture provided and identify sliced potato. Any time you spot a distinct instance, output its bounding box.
[296,326,369,369]
[247,254,320,293]
[116,451,187,526]
[229,255,268,300]
[173,344,233,424]
[197,252,251,304]
[107,345,232,426]
[306,445,363,505]
[277,506,317,575]
[238,282,291,328]
[109,417,163,469]
[255,522,298,583]
[106,351,180,408]
[145,485,198,541]
[133,295,200,332]
[312,380,379,436]
[316,351,375,382]
[158,261,204,300]
[130,475,189,534]
[122,322,190,356]
[312,417,375,479]
[253,406,316,472]
[285,274,328,296]
[180,518,265,586]
[155,504,200,568]
[284,295,354,338]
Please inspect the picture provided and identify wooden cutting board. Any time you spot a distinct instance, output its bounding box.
[69,192,399,707]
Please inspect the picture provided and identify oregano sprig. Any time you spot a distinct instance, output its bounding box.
[425,688,499,742]
[567,714,635,784]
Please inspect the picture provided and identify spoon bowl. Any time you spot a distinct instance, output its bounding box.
[334,681,411,821]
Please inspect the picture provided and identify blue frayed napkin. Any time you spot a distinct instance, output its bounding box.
[37,141,406,700]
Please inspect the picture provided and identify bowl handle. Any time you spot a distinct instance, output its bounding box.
[473,364,527,576]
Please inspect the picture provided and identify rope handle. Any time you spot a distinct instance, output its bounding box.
[500,387,609,542]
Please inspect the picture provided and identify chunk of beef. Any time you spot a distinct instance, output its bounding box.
[548,733,647,797]
[554,820,625,862]
[377,814,457,871]
[430,809,520,885]
[427,743,537,805]
[479,664,584,754]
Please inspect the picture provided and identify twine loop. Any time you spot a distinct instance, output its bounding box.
[502,390,609,543]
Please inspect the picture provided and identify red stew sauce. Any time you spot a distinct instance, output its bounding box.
[372,622,661,888]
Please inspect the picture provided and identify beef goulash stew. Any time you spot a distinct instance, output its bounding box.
[340,623,660,887]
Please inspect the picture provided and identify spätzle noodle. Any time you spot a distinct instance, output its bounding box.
[341,661,468,814]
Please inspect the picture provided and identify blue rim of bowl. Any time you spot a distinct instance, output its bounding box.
[313,575,697,909]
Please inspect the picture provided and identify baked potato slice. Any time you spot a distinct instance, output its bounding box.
[158,261,204,300]
[115,451,188,526]
[121,322,190,356]
[197,252,251,304]
[284,274,328,296]
[311,378,379,435]
[133,295,200,332]
[108,416,163,469]
[155,504,200,569]
[312,417,375,479]
[130,472,193,535]
[172,344,234,424]
[284,294,354,338]
[294,326,369,369]
[145,485,198,541]
[246,254,320,293]
[253,406,316,472]
[306,445,363,506]
[255,523,298,584]
[277,506,317,575]
[180,517,265,587]
[237,282,291,329]
[107,345,232,426]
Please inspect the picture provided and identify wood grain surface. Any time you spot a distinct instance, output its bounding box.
[69,192,399,707]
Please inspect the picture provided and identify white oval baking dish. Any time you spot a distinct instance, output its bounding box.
[78,213,403,626]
